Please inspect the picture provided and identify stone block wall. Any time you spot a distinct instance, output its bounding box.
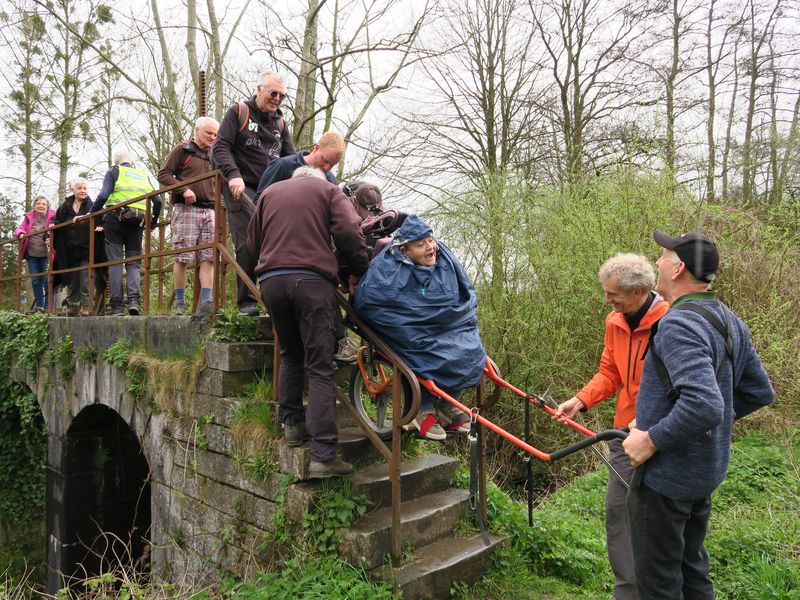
[16,316,286,592]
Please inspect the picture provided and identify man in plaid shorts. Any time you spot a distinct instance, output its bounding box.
[158,116,220,315]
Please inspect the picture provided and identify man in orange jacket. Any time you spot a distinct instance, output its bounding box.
[555,253,668,600]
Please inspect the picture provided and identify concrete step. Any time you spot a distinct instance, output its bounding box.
[276,425,383,480]
[340,487,470,571]
[371,533,507,600]
[353,454,459,509]
[338,426,383,466]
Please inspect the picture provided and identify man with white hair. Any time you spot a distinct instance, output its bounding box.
[212,72,295,316]
[554,252,668,600]
[246,167,368,479]
[91,149,162,316]
[158,116,220,316]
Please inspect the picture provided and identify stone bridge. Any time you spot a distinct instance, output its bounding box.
[13,315,280,593]
[13,315,503,598]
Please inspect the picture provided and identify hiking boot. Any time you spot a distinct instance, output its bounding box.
[333,337,358,363]
[80,305,91,317]
[173,301,187,315]
[67,302,80,317]
[308,457,354,479]
[128,302,140,316]
[238,304,260,317]
[284,421,310,447]
[412,413,447,441]
[196,302,215,317]
[436,404,471,434]
[110,305,124,316]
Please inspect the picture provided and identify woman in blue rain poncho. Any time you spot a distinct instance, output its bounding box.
[354,215,486,440]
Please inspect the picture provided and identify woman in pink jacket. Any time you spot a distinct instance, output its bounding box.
[14,195,56,312]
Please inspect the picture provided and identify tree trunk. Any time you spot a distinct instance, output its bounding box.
[294,0,321,148]
[665,0,680,179]
[705,1,717,204]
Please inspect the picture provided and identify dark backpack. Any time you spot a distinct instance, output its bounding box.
[648,302,734,403]
[361,209,408,259]
[646,301,766,420]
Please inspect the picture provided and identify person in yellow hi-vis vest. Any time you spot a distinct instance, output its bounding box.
[90,149,162,316]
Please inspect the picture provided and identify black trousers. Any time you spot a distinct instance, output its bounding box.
[261,274,338,463]
[627,467,715,600]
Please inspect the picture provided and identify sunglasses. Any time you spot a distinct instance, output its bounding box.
[267,89,286,101]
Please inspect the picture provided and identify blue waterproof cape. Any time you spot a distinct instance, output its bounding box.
[354,215,486,390]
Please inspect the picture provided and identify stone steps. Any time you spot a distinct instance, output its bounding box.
[278,421,504,598]
[353,454,459,508]
[339,487,470,571]
[371,533,507,600]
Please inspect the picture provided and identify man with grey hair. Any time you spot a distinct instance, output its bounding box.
[158,116,220,316]
[212,71,295,316]
[554,252,668,600]
[91,149,162,315]
[246,166,368,479]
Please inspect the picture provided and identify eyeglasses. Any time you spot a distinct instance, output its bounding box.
[267,89,287,101]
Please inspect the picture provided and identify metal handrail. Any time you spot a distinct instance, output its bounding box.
[1,170,254,317]
[335,290,422,565]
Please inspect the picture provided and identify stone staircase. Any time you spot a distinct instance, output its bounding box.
[279,416,506,599]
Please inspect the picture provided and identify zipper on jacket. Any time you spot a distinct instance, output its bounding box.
[631,339,643,382]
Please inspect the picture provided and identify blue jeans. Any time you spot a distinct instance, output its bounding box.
[26,256,49,309]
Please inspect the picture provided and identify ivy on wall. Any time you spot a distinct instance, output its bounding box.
[0,312,48,530]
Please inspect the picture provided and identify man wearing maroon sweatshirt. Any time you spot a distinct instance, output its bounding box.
[247,166,368,478]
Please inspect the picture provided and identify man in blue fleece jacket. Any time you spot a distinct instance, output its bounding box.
[623,230,774,600]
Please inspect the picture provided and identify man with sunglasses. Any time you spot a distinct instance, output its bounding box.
[212,71,295,316]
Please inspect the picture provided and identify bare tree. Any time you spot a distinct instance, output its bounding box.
[741,0,780,204]
[0,5,48,209]
[38,0,113,199]
[704,0,742,203]
[261,0,432,177]
[531,0,653,183]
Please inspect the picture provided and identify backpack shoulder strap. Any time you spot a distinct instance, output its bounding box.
[650,301,736,403]
[236,101,250,132]
[673,302,733,361]
[647,319,680,403]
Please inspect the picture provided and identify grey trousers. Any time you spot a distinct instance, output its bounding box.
[627,466,714,600]
[66,254,89,305]
[607,439,638,600]
[104,219,142,307]
[223,186,258,309]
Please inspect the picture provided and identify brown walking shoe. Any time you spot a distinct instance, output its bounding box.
[308,457,354,479]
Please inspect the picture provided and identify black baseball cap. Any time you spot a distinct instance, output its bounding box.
[653,230,719,283]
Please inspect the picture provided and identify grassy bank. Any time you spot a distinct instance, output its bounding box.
[455,430,800,599]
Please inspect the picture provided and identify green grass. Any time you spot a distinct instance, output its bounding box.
[452,431,800,599]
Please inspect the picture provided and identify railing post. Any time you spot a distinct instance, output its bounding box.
[16,244,22,312]
[88,215,95,315]
[143,195,152,313]
[212,172,221,317]
[157,220,166,309]
[390,369,402,566]
[477,381,488,525]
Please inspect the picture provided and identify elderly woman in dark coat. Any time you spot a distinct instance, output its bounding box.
[53,178,94,316]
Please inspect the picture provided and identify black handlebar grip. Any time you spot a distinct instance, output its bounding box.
[548,429,629,461]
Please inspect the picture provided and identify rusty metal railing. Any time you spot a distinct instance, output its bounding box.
[0,170,264,317]
[1,179,441,567]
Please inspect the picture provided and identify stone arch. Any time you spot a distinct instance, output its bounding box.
[48,404,151,592]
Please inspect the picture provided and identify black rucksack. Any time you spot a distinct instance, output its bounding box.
[648,302,735,404]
